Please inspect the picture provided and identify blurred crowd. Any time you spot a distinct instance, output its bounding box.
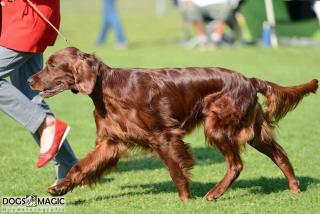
[176,0,245,48]
[95,0,320,49]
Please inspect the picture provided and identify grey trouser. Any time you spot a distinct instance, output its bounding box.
[179,2,232,23]
[0,46,77,180]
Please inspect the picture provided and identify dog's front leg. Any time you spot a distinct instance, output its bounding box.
[48,138,126,196]
[153,137,195,201]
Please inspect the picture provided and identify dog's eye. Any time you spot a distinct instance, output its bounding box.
[56,81,62,85]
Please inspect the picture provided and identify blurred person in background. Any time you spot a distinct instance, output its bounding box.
[178,0,241,48]
[311,0,320,25]
[0,0,77,187]
[96,0,128,48]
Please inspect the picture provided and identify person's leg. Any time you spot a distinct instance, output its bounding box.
[108,0,127,45]
[10,53,77,180]
[0,46,77,181]
[180,2,206,37]
[179,2,208,48]
[0,47,46,133]
[96,0,113,45]
[205,3,232,43]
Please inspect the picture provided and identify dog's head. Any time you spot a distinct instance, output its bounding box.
[29,47,100,98]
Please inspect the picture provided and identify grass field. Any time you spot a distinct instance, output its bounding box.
[0,0,320,213]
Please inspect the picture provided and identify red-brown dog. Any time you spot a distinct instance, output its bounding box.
[29,47,318,201]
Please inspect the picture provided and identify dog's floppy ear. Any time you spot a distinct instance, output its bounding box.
[72,52,99,95]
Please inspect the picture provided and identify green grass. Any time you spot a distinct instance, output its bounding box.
[1,0,320,213]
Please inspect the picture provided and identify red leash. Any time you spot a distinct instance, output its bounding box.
[25,0,69,44]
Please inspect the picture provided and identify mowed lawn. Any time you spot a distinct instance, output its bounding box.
[1,0,320,213]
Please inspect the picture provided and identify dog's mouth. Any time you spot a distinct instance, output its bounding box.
[39,82,67,98]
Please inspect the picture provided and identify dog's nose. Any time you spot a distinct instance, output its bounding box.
[27,77,34,85]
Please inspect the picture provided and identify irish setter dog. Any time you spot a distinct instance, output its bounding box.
[29,47,318,201]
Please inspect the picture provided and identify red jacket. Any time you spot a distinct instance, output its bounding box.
[0,0,60,53]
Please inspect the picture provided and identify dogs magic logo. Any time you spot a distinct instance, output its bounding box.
[1,195,65,212]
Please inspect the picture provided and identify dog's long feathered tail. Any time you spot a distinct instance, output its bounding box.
[250,78,318,123]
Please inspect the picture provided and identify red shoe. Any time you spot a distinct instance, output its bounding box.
[36,119,70,168]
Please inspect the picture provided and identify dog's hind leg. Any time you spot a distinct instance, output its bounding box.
[249,108,300,193]
[203,116,243,201]
[249,138,300,193]
[48,139,126,196]
[153,136,195,201]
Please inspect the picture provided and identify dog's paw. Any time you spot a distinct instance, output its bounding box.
[179,193,191,202]
[204,194,216,201]
[289,180,300,194]
[47,180,71,196]
[203,191,220,201]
